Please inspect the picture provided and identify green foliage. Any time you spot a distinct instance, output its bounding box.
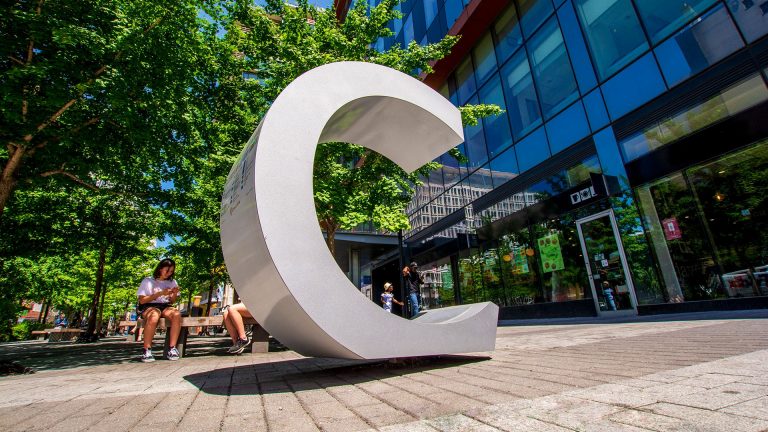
[10,321,47,342]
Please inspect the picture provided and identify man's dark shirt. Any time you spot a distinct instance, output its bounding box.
[405,270,422,294]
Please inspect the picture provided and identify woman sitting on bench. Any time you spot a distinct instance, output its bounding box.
[137,258,182,362]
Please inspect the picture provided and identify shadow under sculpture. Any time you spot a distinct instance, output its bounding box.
[220,61,498,360]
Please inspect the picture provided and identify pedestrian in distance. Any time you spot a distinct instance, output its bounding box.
[402,261,424,318]
[137,258,182,362]
[54,312,68,329]
[380,282,404,313]
[222,303,253,355]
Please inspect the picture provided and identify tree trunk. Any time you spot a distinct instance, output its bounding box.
[0,145,26,219]
[41,300,50,324]
[85,244,107,340]
[96,280,108,335]
[205,276,216,317]
[37,297,46,323]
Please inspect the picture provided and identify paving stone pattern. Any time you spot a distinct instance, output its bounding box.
[1,311,767,431]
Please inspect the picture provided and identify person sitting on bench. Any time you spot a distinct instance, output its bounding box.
[137,258,182,362]
[222,303,253,354]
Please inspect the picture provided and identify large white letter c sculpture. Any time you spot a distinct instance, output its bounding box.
[220,62,498,360]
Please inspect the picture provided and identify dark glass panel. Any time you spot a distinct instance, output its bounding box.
[654,5,743,88]
[515,127,550,172]
[490,146,520,188]
[478,74,514,158]
[601,53,666,119]
[545,101,590,154]
[557,0,598,93]
[574,0,649,80]
[516,0,554,37]
[528,18,579,118]
[728,0,768,42]
[494,5,524,63]
[455,57,477,104]
[583,88,609,131]
[500,49,542,139]
[634,0,717,43]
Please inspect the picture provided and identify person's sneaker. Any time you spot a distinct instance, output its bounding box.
[232,338,251,355]
[140,349,155,363]
[226,342,240,354]
[166,346,180,361]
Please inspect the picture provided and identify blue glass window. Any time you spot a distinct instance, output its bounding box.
[582,88,609,130]
[478,74,514,158]
[468,165,494,197]
[493,5,523,63]
[634,0,717,43]
[516,0,554,37]
[464,97,489,168]
[574,0,649,80]
[444,0,464,30]
[429,158,445,195]
[655,5,743,88]
[473,33,497,86]
[411,0,426,43]
[728,0,768,42]
[403,13,414,45]
[423,0,438,28]
[545,101,589,154]
[515,127,550,172]
[593,127,629,191]
[455,57,477,104]
[500,49,542,139]
[393,3,403,35]
[528,18,579,119]
[490,146,519,187]
[557,0,598,93]
[601,53,666,119]
[441,145,466,187]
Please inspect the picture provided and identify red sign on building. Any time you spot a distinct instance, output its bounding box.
[662,217,682,240]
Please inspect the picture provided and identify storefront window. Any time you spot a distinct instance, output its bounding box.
[574,0,649,80]
[417,258,457,309]
[497,231,539,305]
[531,217,590,302]
[635,139,768,303]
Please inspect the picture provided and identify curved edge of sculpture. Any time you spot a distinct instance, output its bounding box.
[220,61,498,359]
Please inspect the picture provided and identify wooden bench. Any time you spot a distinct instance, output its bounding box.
[31,328,83,342]
[124,316,269,357]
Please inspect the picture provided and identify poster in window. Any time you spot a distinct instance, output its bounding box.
[538,233,565,273]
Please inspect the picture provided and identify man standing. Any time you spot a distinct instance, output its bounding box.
[402,262,424,318]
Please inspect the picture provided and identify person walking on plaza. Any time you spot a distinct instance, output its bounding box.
[402,262,424,318]
[137,258,182,362]
[602,281,617,311]
[222,303,253,354]
[380,282,403,313]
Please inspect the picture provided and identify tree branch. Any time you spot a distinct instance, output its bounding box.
[8,56,24,66]
[40,169,100,192]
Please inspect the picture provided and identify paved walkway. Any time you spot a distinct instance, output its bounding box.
[1,310,767,431]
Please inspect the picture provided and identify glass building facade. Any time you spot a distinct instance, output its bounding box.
[361,0,768,318]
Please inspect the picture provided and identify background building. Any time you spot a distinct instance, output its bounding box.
[341,0,768,318]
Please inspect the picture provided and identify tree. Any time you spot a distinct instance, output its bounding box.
[0,0,219,219]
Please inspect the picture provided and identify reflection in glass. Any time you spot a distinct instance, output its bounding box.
[500,50,542,139]
[654,5,743,88]
[478,74,514,158]
[620,74,768,162]
[601,53,666,119]
[545,101,590,154]
[490,146,520,188]
[423,0,439,29]
[574,0,649,80]
[557,0,598,93]
[583,88,609,130]
[444,0,464,30]
[728,0,768,42]
[534,217,590,303]
[473,33,497,86]
[516,0,554,37]
[456,57,476,105]
[416,258,457,309]
[494,5,523,62]
[635,0,717,43]
[515,127,550,172]
[578,215,633,310]
[528,18,579,119]
[464,96,489,168]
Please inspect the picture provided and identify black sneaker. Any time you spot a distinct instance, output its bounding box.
[141,349,155,363]
[232,338,251,355]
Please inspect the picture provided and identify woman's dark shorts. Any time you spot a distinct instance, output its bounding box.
[138,303,173,316]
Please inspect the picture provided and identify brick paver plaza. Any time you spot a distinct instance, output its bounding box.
[1,310,767,431]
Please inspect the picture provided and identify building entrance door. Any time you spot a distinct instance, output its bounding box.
[576,210,638,316]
